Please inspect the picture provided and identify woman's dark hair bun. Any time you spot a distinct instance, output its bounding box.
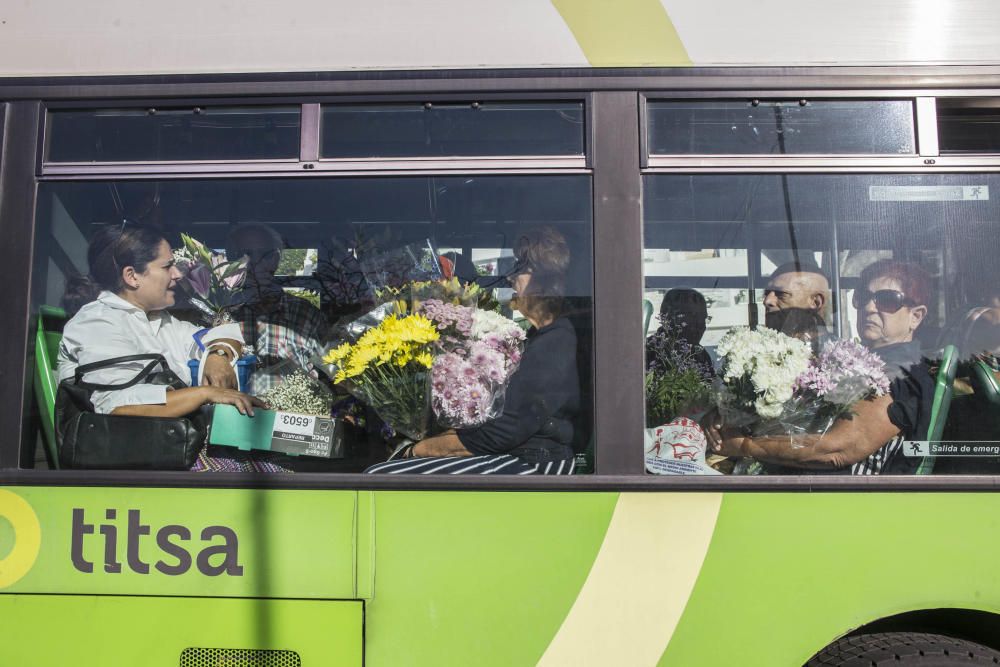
[61,223,166,314]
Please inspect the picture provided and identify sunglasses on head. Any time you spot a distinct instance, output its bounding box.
[852,288,916,314]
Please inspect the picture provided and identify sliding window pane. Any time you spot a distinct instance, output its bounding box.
[647,100,915,155]
[937,98,1000,154]
[47,106,301,162]
[321,102,585,158]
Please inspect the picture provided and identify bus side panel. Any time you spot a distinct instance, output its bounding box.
[0,487,358,599]
[366,491,619,667]
[0,595,362,666]
[661,492,1000,666]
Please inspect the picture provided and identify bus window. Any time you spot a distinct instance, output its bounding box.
[46,106,302,163]
[320,102,585,158]
[32,175,594,473]
[646,100,915,155]
[643,173,1000,476]
[937,97,1000,154]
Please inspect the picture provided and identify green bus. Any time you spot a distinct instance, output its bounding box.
[3,1,1000,665]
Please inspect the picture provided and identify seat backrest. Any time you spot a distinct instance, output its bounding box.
[917,344,959,475]
[34,305,67,468]
[928,344,959,443]
[642,299,654,337]
[969,358,1000,407]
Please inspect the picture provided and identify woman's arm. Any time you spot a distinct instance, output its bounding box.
[708,395,901,470]
[412,430,473,457]
[201,337,243,389]
[111,386,265,418]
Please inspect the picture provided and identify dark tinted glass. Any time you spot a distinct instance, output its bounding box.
[937,98,1000,154]
[643,173,1000,476]
[32,175,593,473]
[647,100,915,155]
[47,106,301,162]
[321,102,585,158]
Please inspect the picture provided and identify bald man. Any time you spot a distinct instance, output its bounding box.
[762,261,831,322]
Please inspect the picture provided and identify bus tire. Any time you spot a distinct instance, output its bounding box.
[806,632,1000,666]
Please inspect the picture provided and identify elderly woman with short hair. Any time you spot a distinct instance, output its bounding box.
[705,259,935,475]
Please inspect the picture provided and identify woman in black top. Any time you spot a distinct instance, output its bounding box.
[706,259,935,475]
[366,227,580,475]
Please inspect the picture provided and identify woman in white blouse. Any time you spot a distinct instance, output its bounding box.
[58,224,262,417]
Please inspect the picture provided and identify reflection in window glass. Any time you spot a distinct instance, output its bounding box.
[321,102,585,158]
[647,100,915,155]
[33,176,593,474]
[47,107,301,162]
[643,173,1000,476]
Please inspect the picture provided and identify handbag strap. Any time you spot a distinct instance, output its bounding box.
[73,353,168,391]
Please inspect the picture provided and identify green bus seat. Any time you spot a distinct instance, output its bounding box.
[917,344,959,475]
[969,358,1000,407]
[642,299,654,337]
[34,305,67,469]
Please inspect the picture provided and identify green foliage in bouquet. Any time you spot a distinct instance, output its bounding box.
[644,319,714,427]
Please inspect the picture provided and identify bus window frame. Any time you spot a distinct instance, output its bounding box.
[2,67,1000,489]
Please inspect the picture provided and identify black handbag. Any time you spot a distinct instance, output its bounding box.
[56,353,206,470]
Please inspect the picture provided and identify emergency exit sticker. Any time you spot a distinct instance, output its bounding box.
[869,185,989,201]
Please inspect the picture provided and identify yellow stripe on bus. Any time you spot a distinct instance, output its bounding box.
[550,0,691,67]
[537,492,722,667]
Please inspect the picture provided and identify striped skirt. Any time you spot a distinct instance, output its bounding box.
[365,454,575,475]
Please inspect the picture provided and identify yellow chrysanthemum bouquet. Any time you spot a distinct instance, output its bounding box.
[320,312,439,440]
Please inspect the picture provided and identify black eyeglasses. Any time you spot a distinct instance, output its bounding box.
[852,288,916,314]
[503,260,532,281]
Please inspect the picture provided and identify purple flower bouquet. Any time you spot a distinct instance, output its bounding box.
[781,338,891,446]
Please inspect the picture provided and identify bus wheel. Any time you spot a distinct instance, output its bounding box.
[806,632,1000,666]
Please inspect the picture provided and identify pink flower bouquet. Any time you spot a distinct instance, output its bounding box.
[172,233,249,326]
[418,299,525,429]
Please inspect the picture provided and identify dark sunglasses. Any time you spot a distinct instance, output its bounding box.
[503,260,532,281]
[852,288,916,314]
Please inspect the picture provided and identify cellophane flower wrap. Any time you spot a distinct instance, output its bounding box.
[645,318,714,427]
[418,299,525,429]
[319,310,439,440]
[781,338,890,445]
[172,233,249,326]
[715,327,812,433]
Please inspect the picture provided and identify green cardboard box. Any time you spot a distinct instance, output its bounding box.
[208,405,344,458]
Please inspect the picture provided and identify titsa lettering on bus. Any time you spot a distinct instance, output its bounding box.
[71,509,243,576]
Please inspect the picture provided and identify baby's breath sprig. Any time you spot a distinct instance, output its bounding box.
[260,370,333,417]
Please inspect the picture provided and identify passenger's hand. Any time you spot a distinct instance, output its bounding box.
[714,432,749,457]
[700,407,723,450]
[202,387,266,416]
[203,353,238,389]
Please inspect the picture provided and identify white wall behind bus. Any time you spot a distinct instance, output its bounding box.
[2,0,1000,76]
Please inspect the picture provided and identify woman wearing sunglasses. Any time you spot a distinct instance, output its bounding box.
[706,259,935,475]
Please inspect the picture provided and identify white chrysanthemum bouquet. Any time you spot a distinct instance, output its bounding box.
[715,327,813,429]
[716,328,891,444]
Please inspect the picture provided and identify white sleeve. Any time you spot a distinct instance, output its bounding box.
[199,323,245,353]
[61,311,171,414]
[91,384,169,415]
